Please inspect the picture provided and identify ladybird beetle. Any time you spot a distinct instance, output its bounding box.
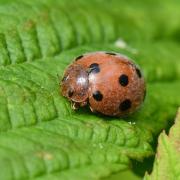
[61,51,146,117]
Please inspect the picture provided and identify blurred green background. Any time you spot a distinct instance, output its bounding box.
[0,0,179,179]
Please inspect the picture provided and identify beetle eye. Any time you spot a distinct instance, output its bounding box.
[62,75,70,82]
[62,76,67,82]
[68,89,74,97]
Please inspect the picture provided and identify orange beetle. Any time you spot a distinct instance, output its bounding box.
[61,51,146,117]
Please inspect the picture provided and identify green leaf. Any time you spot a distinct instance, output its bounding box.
[144,108,180,180]
[0,0,179,179]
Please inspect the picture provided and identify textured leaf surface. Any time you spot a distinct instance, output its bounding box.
[144,108,180,180]
[0,0,179,179]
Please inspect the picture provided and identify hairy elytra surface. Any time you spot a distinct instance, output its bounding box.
[61,51,146,117]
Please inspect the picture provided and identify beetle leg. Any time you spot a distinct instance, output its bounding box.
[71,102,80,110]
[89,106,96,113]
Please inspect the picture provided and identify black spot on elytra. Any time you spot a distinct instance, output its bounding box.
[75,55,83,61]
[136,68,142,78]
[68,89,74,97]
[105,52,116,55]
[89,63,100,74]
[119,74,129,86]
[119,99,131,111]
[93,91,103,101]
